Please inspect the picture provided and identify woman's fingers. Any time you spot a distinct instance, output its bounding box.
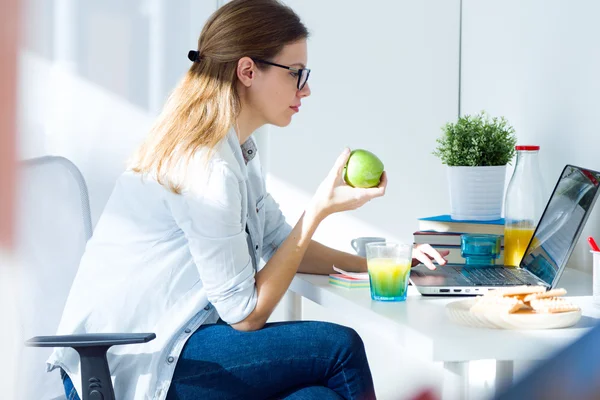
[416,244,448,266]
[373,171,387,195]
[413,249,437,270]
[356,171,387,201]
[438,249,450,259]
[436,250,450,266]
[412,245,449,270]
[318,153,387,215]
[377,171,387,188]
[330,148,351,180]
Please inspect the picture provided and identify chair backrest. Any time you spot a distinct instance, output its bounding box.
[16,156,92,399]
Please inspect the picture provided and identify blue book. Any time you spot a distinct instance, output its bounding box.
[418,215,505,235]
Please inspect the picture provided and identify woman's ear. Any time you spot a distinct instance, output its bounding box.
[237,57,255,88]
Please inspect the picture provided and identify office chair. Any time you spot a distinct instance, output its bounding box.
[18,156,154,400]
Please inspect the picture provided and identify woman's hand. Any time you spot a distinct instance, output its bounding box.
[412,244,449,270]
[309,148,387,219]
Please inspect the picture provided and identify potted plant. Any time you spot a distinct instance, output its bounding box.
[433,111,517,221]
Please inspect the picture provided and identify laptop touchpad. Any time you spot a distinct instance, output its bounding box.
[411,264,454,277]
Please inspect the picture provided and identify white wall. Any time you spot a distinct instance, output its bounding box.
[267,0,461,254]
[265,0,461,254]
[461,0,600,273]
[18,0,217,224]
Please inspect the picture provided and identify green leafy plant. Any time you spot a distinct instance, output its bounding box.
[433,111,517,166]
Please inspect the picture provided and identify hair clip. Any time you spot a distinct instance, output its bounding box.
[187,50,200,63]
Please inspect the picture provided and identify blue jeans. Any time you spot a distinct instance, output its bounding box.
[62,320,376,399]
[61,368,78,400]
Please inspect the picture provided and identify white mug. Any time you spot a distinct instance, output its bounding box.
[351,237,386,257]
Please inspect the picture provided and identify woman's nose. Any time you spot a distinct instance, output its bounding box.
[298,83,311,98]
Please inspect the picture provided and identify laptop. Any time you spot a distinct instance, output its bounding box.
[410,164,600,296]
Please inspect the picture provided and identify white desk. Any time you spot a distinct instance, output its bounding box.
[284,268,600,398]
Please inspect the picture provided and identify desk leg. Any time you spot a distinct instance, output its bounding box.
[495,360,514,393]
[283,290,302,321]
[444,362,469,400]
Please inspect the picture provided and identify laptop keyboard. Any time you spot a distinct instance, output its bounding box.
[455,266,529,286]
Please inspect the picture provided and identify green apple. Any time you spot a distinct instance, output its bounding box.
[343,149,384,188]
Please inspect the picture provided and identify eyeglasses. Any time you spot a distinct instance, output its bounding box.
[252,58,311,91]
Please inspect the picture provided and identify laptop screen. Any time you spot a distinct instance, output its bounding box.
[520,165,600,286]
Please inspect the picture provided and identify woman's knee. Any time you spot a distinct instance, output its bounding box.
[281,385,344,399]
[333,324,365,350]
[309,322,366,354]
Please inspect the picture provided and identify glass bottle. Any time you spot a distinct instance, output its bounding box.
[504,145,546,267]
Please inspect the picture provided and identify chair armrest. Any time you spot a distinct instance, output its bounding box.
[25,333,155,400]
[25,333,156,347]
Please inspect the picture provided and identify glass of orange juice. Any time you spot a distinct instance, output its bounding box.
[504,224,536,267]
[365,242,412,301]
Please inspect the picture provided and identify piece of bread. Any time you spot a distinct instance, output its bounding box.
[470,296,526,314]
[523,288,568,303]
[485,286,546,298]
[529,298,581,314]
[470,285,579,315]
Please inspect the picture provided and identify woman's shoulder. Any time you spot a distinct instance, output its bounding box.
[123,134,246,198]
[169,138,243,198]
[211,138,245,179]
[187,138,244,181]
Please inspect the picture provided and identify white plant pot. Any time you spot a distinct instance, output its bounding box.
[447,165,507,221]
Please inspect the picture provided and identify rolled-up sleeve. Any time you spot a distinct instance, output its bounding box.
[261,193,292,262]
[168,164,257,325]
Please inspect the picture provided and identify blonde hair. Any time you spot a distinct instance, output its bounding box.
[130,0,308,193]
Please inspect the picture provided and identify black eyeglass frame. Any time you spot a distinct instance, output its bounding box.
[252,58,311,90]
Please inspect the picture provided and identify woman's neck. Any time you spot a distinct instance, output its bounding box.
[234,103,264,145]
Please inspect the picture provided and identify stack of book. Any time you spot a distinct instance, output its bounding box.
[414,215,505,264]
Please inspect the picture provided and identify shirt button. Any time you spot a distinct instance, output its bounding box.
[184,328,191,334]
[204,305,210,311]
[167,356,174,364]
[255,245,259,250]
[256,208,259,212]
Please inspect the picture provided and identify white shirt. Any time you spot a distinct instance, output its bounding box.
[47,129,292,399]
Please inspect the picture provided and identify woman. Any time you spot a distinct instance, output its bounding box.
[49,1,446,399]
